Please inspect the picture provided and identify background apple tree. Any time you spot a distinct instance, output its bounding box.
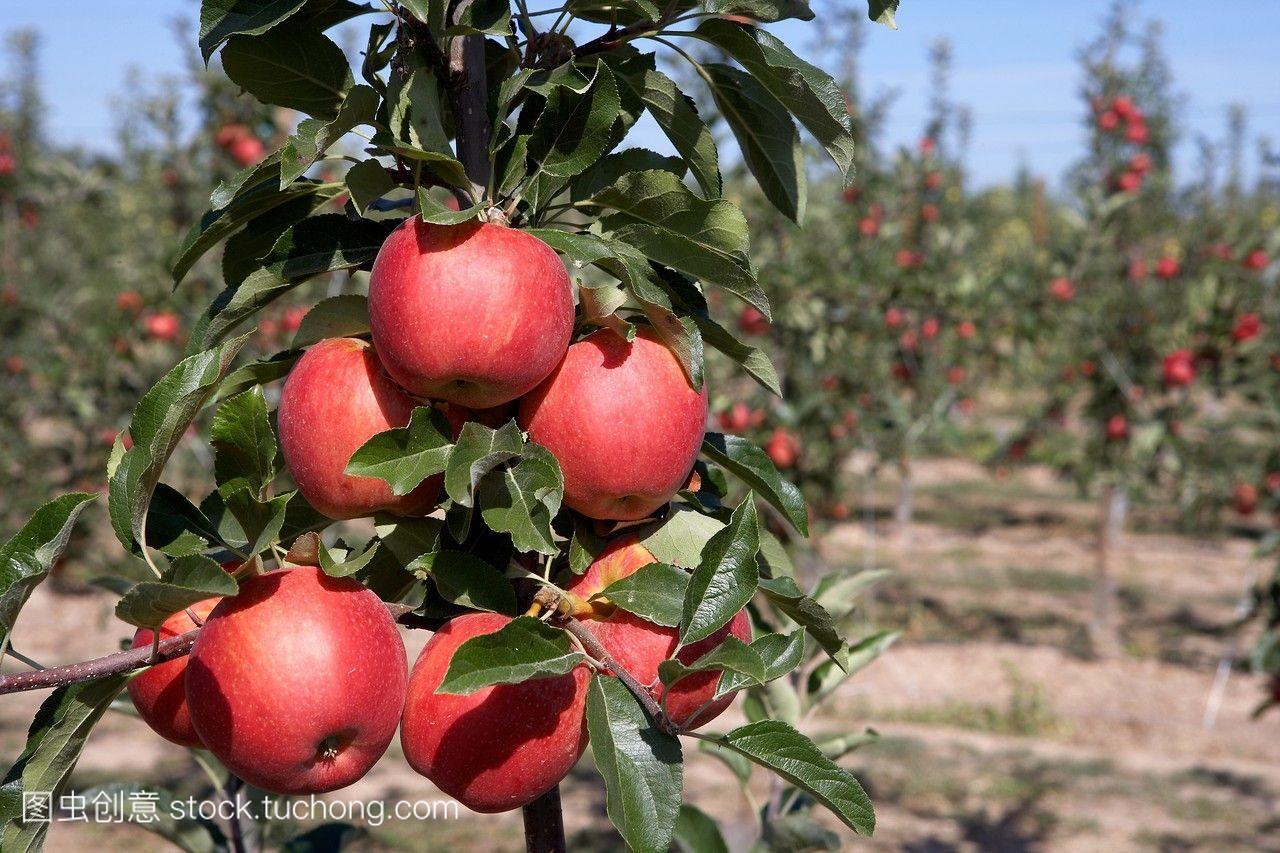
[0,0,904,851]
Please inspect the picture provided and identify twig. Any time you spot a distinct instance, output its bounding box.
[556,615,679,735]
[223,773,251,853]
[521,785,567,853]
[0,602,421,696]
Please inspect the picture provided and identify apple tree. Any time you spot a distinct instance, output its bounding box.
[0,0,904,850]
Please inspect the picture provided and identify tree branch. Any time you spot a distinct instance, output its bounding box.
[521,785,567,853]
[0,602,421,696]
[557,615,680,736]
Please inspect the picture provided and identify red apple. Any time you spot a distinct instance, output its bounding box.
[1234,483,1259,516]
[281,306,306,332]
[1232,313,1261,343]
[1080,360,1097,377]
[228,135,265,167]
[368,218,573,408]
[841,185,860,203]
[186,566,406,794]
[1162,349,1195,387]
[924,171,943,190]
[400,613,589,813]
[765,427,800,469]
[128,598,221,749]
[1105,414,1128,441]
[1128,258,1148,281]
[895,249,921,269]
[563,537,752,729]
[957,320,976,340]
[1154,256,1180,280]
[1097,110,1119,131]
[921,317,941,340]
[920,203,939,223]
[918,136,936,155]
[143,311,181,341]
[278,337,441,520]
[717,402,752,433]
[1116,171,1142,193]
[1126,122,1149,145]
[1129,152,1151,174]
[1111,95,1136,121]
[738,306,770,336]
[884,307,905,330]
[116,290,144,313]
[1243,249,1269,271]
[858,216,879,237]
[519,328,707,520]
[1049,277,1075,302]
[214,124,249,147]
[946,366,965,385]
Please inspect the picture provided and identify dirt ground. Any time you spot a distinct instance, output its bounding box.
[3,460,1277,852]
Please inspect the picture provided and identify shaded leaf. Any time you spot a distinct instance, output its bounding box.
[679,497,759,647]
[345,406,453,496]
[115,555,238,629]
[702,432,807,535]
[438,616,584,694]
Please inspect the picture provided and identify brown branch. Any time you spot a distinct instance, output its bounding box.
[557,615,680,736]
[0,602,422,696]
[521,785,567,853]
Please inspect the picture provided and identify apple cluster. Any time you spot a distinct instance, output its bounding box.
[126,217,746,813]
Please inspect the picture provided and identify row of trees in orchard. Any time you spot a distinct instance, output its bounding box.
[1,0,904,851]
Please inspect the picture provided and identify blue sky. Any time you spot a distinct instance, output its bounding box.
[6,0,1279,188]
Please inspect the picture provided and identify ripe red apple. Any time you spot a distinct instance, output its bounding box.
[884,307,905,330]
[214,124,248,147]
[278,337,442,520]
[1105,414,1128,441]
[1233,483,1259,516]
[186,566,407,795]
[946,366,965,385]
[924,171,943,190]
[116,290,144,313]
[1126,122,1149,145]
[1232,313,1261,343]
[921,317,941,340]
[957,320,976,340]
[0,153,13,176]
[1243,249,1269,271]
[1162,349,1195,387]
[143,311,181,341]
[858,216,879,237]
[1080,360,1097,377]
[1049,277,1075,302]
[1129,152,1151,174]
[128,598,221,749]
[400,613,589,813]
[1097,110,1119,131]
[738,306,770,336]
[1154,256,1180,280]
[841,185,860,203]
[895,249,921,269]
[368,218,573,408]
[765,427,800,469]
[1128,258,1148,281]
[563,537,752,729]
[281,306,306,332]
[228,135,265,167]
[918,136,936,155]
[921,203,939,223]
[716,402,752,433]
[1265,472,1280,494]
[899,330,918,351]
[1111,95,1135,121]
[1115,171,1142,193]
[518,328,707,520]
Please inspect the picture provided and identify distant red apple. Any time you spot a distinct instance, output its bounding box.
[1161,349,1195,387]
[921,317,941,340]
[1116,171,1142,193]
[899,330,918,351]
[214,124,249,147]
[116,290,144,313]
[5,355,26,375]
[1126,122,1148,145]
[229,135,266,167]
[738,306,770,336]
[1128,258,1148,281]
[716,402,752,433]
[1049,277,1076,302]
[143,311,181,342]
[1243,249,1269,271]
[281,306,306,332]
[895,249,921,269]
[1233,483,1259,516]
[924,171,943,190]
[841,185,860,203]
[884,307,905,329]
[765,427,800,469]
[1111,96,1136,121]
[1105,414,1128,441]
[1232,313,1261,343]
[1128,152,1151,174]
[1080,360,1098,377]
[1098,110,1120,131]
[920,203,939,222]
[1265,472,1280,494]
[946,366,965,385]
[919,137,936,155]
[1154,256,1180,280]
[957,320,976,340]
[858,216,879,237]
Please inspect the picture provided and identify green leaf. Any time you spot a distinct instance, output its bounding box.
[702,433,807,535]
[572,148,686,202]
[345,406,453,496]
[758,576,846,668]
[816,729,880,760]
[198,0,308,61]
[714,630,805,696]
[703,62,805,223]
[585,675,683,853]
[221,195,319,287]
[679,497,760,647]
[212,153,284,211]
[444,420,525,507]
[0,493,96,653]
[211,387,278,499]
[416,187,485,224]
[317,540,380,577]
[218,350,300,399]
[345,158,398,214]
[437,616,584,694]
[868,0,898,27]
[477,443,565,556]
[702,720,874,836]
[640,507,725,569]
[807,630,899,704]
[528,61,623,180]
[114,555,239,629]
[281,84,380,184]
[673,804,729,853]
[595,562,689,627]
[449,0,511,34]
[704,0,813,22]
[659,634,764,690]
[761,814,842,851]
[0,676,129,852]
[222,22,353,118]
[187,214,387,352]
[590,170,766,318]
[691,312,781,397]
[291,294,371,348]
[109,336,249,553]
[692,21,856,182]
[613,64,721,197]
[375,67,470,188]
[146,484,231,556]
[410,551,517,615]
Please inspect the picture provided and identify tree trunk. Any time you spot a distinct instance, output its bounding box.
[1091,483,1128,658]
[894,455,914,541]
[521,786,567,853]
